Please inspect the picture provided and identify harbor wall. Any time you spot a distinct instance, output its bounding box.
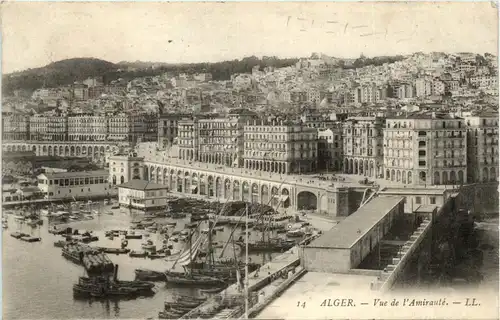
[247,267,307,319]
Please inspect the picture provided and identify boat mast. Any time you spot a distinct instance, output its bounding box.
[244,203,249,318]
[207,219,214,269]
[189,228,193,275]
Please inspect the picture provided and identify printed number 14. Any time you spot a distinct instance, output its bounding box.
[297,301,306,308]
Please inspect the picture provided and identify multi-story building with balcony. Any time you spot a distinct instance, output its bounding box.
[107,114,131,143]
[68,115,107,142]
[158,113,191,149]
[198,117,244,167]
[129,114,158,145]
[178,118,198,161]
[28,116,67,142]
[177,110,257,167]
[384,114,467,186]
[465,113,499,183]
[2,114,30,141]
[243,120,318,174]
[342,117,384,178]
[317,123,343,171]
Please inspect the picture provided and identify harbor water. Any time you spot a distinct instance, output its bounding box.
[2,205,280,320]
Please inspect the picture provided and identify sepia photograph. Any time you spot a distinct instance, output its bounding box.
[1,2,499,319]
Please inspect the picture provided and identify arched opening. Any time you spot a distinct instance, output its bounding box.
[458,170,464,184]
[297,191,317,211]
[261,185,269,205]
[450,171,457,184]
[271,186,279,207]
[112,175,116,185]
[434,171,440,185]
[442,171,448,184]
[407,171,412,184]
[419,172,427,184]
[120,176,125,184]
[281,188,290,208]
[482,168,489,182]
[391,169,395,181]
[185,172,191,194]
[177,171,183,193]
[143,167,149,180]
[224,179,231,199]
[242,181,250,202]
[490,167,496,182]
[215,177,222,198]
[207,176,214,197]
[251,183,259,203]
[233,181,240,201]
[386,169,390,180]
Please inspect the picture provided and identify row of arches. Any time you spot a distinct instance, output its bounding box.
[142,165,292,208]
[433,170,466,185]
[244,160,288,174]
[3,143,120,161]
[343,158,381,178]
[385,169,414,184]
[199,152,236,167]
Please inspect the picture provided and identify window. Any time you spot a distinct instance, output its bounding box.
[49,192,53,196]
[416,196,422,204]
[430,197,436,204]
[69,189,72,193]
[49,180,53,185]
[81,189,84,192]
[58,191,61,194]
[418,150,426,156]
[419,161,426,167]
[88,188,91,192]
[54,179,59,184]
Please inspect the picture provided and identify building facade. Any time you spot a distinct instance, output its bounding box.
[342,117,384,178]
[68,115,107,142]
[2,114,30,141]
[317,125,343,171]
[243,120,318,174]
[108,154,145,185]
[384,114,467,186]
[465,113,499,183]
[37,170,110,200]
[118,180,169,211]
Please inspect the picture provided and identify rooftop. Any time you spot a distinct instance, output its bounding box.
[38,170,109,178]
[307,196,404,249]
[118,179,167,191]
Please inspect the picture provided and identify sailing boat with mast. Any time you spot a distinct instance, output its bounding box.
[164,226,226,287]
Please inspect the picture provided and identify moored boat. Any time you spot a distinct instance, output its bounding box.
[135,269,166,281]
[164,271,226,287]
[129,250,148,258]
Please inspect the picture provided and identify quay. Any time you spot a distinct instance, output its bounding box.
[176,183,498,319]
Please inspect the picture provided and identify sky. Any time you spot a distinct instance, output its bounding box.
[1,2,498,74]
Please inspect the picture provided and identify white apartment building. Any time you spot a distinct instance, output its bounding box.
[68,115,107,142]
[37,170,110,200]
[465,113,499,183]
[118,180,169,211]
[243,120,318,174]
[342,117,385,178]
[178,119,198,161]
[198,117,244,167]
[384,114,467,186]
[415,78,432,97]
